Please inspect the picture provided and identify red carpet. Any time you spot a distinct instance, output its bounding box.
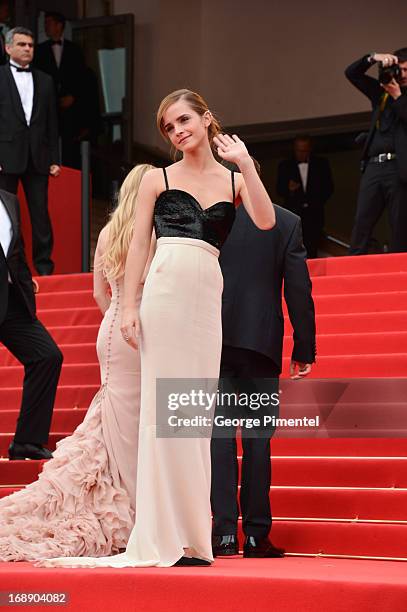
[1,558,407,612]
[0,253,407,609]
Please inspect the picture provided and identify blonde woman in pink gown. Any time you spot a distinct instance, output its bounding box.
[44,89,275,569]
[0,164,155,562]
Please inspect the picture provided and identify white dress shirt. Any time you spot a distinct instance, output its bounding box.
[10,62,34,125]
[51,37,64,68]
[298,162,309,192]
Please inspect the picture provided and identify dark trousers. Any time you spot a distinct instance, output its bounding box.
[300,206,324,259]
[211,346,280,539]
[0,284,62,444]
[350,161,407,255]
[0,161,54,274]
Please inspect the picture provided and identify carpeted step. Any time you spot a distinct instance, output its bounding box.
[36,290,95,310]
[308,252,407,277]
[0,385,99,411]
[271,457,407,488]
[3,355,407,388]
[300,310,407,334]
[269,487,407,521]
[0,434,66,458]
[286,291,407,315]
[47,325,100,344]
[0,344,98,367]
[33,273,93,292]
[311,272,407,295]
[283,331,407,356]
[37,307,102,327]
[0,487,20,497]
[2,558,407,612]
[259,519,407,558]
[0,460,44,485]
[269,438,407,457]
[0,409,87,432]
[3,332,405,367]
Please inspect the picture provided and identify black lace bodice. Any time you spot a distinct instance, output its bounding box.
[153,169,236,250]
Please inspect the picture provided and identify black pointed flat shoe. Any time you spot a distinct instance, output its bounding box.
[173,556,211,566]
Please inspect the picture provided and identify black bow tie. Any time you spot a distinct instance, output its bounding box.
[51,40,62,46]
[11,64,32,72]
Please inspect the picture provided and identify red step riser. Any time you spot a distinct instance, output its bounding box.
[0,409,87,432]
[269,488,407,521]
[285,292,407,316]
[311,272,407,295]
[308,253,407,277]
[3,456,406,489]
[36,291,95,310]
[238,519,407,557]
[47,326,99,344]
[0,460,45,485]
[38,309,102,327]
[0,385,99,411]
[0,345,97,367]
[271,457,407,488]
[3,333,406,367]
[1,482,405,522]
[0,434,66,457]
[269,438,407,457]
[2,355,407,387]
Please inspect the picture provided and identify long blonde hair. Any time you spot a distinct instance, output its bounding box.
[156,89,221,160]
[100,163,155,280]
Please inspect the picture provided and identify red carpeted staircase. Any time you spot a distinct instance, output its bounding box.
[1,253,407,611]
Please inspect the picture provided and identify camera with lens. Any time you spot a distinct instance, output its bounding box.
[378,63,401,84]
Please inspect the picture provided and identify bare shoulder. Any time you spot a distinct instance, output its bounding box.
[139,167,166,198]
[96,224,110,253]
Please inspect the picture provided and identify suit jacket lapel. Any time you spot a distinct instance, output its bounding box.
[30,69,40,123]
[293,160,305,195]
[5,65,27,124]
[0,190,19,258]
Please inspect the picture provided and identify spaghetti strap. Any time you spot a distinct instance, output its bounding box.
[231,171,235,203]
[162,167,169,190]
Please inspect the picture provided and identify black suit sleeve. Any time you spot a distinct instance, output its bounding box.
[45,75,59,165]
[344,55,382,105]
[392,93,407,125]
[283,219,316,364]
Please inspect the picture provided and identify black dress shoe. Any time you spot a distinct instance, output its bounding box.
[243,536,285,558]
[8,442,53,460]
[173,556,211,566]
[212,535,239,557]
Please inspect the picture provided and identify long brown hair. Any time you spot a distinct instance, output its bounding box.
[157,89,221,159]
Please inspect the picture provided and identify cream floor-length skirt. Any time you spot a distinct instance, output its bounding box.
[43,237,223,568]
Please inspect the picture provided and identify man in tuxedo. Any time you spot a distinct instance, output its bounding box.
[211,168,316,558]
[0,27,60,276]
[34,12,86,169]
[0,189,63,460]
[276,136,334,258]
[345,49,407,254]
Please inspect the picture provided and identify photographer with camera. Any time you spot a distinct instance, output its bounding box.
[345,49,407,254]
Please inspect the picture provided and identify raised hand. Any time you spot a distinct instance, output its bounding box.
[373,53,398,65]
[213,134,250,166]
[381,77,402,99]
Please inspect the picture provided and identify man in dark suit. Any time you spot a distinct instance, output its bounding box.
[276,136,334,258]
[345,49,407,254]
[211,176,316,558]
[0,189,63,460]
[34,12,86,169]
[0,27,60,276]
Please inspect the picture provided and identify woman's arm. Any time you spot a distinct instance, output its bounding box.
[93,227,111,314]
[214,134,275,229]
[120,169,158,348]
